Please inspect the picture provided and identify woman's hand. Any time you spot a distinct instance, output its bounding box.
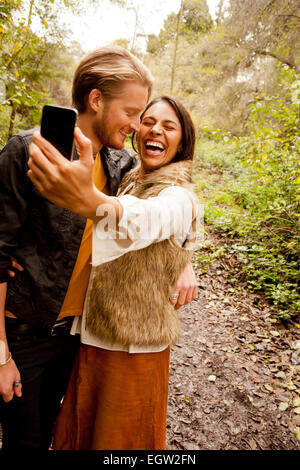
[170,262,198,309]
[28,128,102,219]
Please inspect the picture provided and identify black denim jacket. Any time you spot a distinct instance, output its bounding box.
[0,130,136,329]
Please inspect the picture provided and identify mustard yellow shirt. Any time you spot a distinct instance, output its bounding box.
[56,152,108,320]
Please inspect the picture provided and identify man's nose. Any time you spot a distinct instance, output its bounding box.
[130,117,141,133]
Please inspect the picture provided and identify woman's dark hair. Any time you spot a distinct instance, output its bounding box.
[132,95,195,162]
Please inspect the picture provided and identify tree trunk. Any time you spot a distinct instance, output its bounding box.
[170,0,183,94]
[8,101,17,140]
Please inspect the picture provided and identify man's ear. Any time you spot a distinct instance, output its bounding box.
[88,88,104,113]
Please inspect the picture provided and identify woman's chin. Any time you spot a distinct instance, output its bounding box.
[141,158,164,171]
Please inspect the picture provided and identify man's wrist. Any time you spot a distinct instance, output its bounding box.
[90,190,122,223]
[0,337,11,365]
[0,351,12,367]
[86,187,106,220]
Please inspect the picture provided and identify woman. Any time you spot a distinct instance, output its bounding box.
[28,96,198,450]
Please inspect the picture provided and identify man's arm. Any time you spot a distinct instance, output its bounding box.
[0,283,22,402]
[0,134,31,282]
[0,134,29,401]
[28,130,122,221]
[28,129,198,309]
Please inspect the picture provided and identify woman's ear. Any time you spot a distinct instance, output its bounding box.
[88,89,104,113]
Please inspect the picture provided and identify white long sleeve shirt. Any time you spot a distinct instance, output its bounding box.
[71,185,198,353]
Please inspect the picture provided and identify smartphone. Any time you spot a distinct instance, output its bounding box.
[40,104,78,160]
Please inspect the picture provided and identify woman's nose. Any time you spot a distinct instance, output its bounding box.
[150,123,162,134]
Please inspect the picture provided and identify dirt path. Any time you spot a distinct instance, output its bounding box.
[166,228,300,450]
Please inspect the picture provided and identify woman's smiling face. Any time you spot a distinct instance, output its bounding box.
[138,100,183,173]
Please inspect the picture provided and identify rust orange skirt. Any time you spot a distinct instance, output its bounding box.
[52,343,170,450]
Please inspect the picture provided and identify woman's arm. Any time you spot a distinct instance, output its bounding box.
[28,129,123,222]
[94,186,199,308]
[92,185,197,264]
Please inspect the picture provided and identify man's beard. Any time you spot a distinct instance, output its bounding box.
[93,105,126,150]
[93,107,112,148]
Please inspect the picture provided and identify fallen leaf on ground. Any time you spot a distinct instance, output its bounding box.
[248,438,257,450]
[275,371,286,380]
[293,397,300,407]
[278,402,289,411]
[208,375,217,382]
[294,428,300,440]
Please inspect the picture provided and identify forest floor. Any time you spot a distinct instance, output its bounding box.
[166,226,300,451]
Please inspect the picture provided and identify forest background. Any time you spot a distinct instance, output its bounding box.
[0,0,299,321]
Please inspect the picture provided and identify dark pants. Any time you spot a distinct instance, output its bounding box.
[0,318,80,451]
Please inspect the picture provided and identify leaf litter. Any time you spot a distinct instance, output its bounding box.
[166,226,300,450]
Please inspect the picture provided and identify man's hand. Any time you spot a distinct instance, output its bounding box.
[8,257,24,278]
[0,351,22,402]
[27,129,96,217]
[0,283,21,401]
[171,262,198,309]
[27,129,122,221]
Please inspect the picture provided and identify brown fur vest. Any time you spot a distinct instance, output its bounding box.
[86,160,195,347]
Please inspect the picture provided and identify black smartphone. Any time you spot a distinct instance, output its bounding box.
[40,104,78,160]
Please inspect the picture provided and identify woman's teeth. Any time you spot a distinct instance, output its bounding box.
[145,141,165,153]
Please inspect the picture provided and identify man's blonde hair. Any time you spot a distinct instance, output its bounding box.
[72,46,153,113]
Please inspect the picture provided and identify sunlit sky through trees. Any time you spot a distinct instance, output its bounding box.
[59,0,220,53]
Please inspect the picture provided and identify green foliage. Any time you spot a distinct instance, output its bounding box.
[181,0,213,37]
[146,0,213,55]
[0,0,86,146]
[194,69,300,319]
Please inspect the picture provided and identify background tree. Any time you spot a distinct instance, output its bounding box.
[145,0,213,99]
[0,0,124,145]
[146,0,299,134]
[219,0,300,73]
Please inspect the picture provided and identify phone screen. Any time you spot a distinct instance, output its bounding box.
[40,105,78,160]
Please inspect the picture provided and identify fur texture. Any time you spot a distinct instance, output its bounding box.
[87,160,195,347]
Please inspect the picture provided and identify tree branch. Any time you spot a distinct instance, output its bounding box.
[5,0,35,71]
[253,49,299,74]
[277,14,300,20]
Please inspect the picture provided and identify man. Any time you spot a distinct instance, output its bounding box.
[0,46,197,450]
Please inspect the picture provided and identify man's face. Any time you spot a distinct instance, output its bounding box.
[93,82,149,149]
